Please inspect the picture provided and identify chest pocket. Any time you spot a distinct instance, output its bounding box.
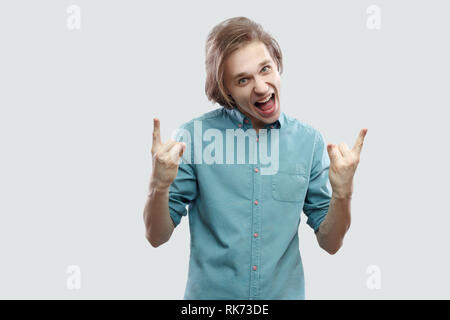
[271,163,309,202]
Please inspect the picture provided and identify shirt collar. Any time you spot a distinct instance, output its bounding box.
[224,107,286,129]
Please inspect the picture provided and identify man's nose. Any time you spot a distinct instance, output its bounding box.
[254,76,269,94]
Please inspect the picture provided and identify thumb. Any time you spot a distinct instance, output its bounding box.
[167,142,186,164]
[179,142,186,157]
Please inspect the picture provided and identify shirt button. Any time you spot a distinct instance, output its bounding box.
[254,168,259,173]
[256,137,259,142]
[253,266,257,271]
[270,125,274,129]
[254,233,259,238]
[254,200,258,205]
[238,123,242,128]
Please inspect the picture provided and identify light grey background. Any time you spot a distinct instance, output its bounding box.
[0,0,448,299]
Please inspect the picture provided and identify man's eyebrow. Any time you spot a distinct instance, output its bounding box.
[232,59,272,80]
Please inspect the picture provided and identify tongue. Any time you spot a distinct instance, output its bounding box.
[257,97,274,111]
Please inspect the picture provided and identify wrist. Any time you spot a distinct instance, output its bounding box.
[332,191,352,200]
[149,179,171,193]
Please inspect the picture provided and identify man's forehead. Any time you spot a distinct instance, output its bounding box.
[225,42,274,78]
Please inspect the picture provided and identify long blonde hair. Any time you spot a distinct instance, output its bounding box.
[205,17,283,109]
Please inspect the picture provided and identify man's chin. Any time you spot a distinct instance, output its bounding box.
[238,104,280,128]
[260,108,280,125]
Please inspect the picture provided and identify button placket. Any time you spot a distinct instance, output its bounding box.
[249,136,261,299]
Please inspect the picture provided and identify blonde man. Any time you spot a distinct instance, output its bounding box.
[144,17,367,300]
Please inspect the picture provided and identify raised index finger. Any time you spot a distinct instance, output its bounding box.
[152,118,162,148]
[352,128,368,155]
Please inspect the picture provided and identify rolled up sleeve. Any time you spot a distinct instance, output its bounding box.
[303,130,332,233]
[168,124,198,227]
[169,163,197,227]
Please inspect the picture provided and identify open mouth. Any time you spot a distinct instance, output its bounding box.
[254,93,275,109]
[254,93,276,116]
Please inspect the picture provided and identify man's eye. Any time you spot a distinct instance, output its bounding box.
[262,66,271,72]
[239,78,248,85]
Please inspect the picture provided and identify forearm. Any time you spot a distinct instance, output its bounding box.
[316,193,352,254]
[143,181,174,248]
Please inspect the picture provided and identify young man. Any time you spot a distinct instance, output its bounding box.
[144,17,367,299]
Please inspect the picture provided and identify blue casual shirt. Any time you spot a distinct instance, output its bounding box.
[169,107,332,300]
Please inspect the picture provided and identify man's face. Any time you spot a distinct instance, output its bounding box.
[223,41,281,129]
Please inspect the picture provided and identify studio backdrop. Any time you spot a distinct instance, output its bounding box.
[0,0,448,299]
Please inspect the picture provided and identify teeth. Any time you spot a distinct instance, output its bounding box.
[256,94,272,104]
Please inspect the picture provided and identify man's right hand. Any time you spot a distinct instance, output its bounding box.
[150,118,186,191]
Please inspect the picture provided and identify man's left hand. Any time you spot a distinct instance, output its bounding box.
[326,128,368,199]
